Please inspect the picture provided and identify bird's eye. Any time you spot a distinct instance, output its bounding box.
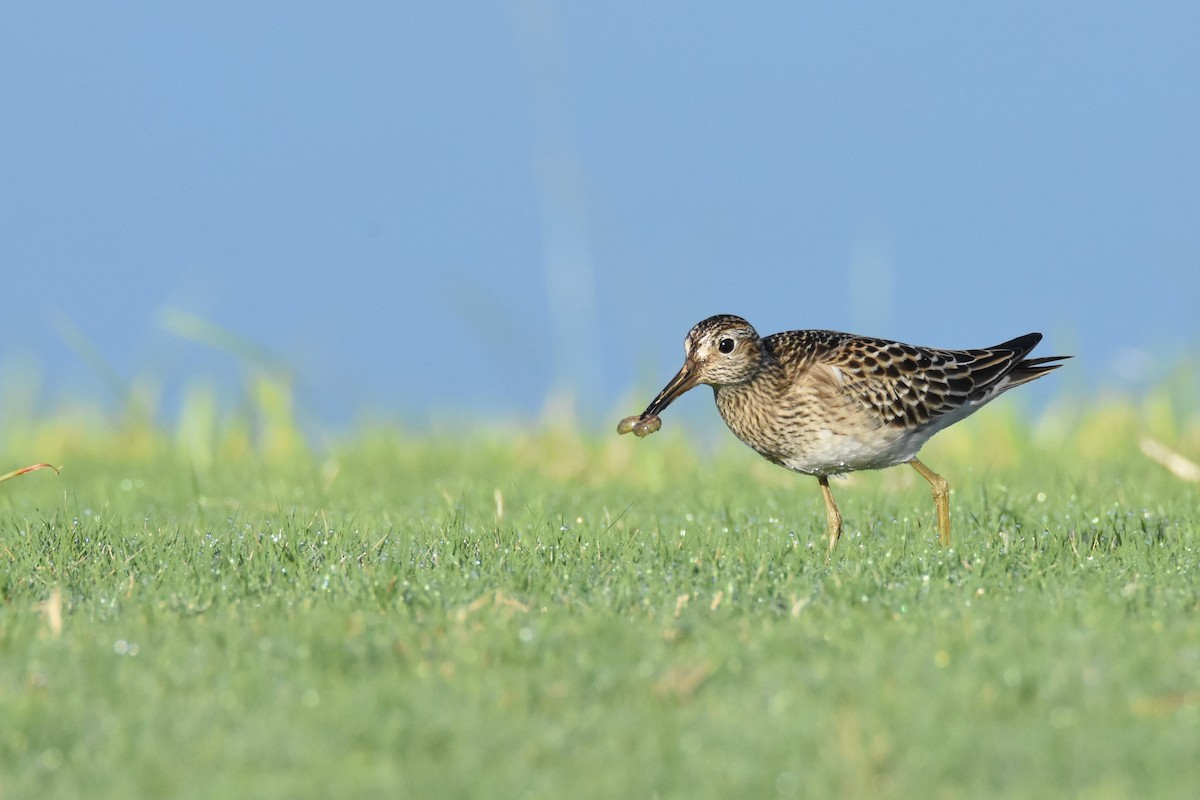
[718,337,736,354]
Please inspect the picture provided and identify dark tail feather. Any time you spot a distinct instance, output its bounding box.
[993,332,1044,357]
[1007,353,1070,388]
[987,332,1070,389]
[1018,355,1069,369]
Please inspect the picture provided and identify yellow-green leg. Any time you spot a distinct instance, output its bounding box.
[817,475,843,553]
[909,457,951,546]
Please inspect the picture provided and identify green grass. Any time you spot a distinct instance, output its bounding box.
[2,405,1199,799]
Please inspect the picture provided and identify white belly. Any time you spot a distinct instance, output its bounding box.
[775,426,927,476]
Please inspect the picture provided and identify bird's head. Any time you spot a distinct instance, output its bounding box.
[641,315,766,417]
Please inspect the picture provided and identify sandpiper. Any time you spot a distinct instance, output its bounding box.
[618,315,1067,550]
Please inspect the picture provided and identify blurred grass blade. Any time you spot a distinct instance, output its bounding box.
[1140,437,1200,482]
[254,373,306,459]
[158,307,294,380]
[52,313,148,422]
[159,308,305,459]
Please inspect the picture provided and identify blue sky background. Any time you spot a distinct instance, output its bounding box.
[3,3,1197,430]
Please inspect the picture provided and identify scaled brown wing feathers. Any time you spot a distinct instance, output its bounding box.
[768,330,1046,431]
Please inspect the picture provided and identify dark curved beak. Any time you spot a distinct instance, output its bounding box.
[642,361,700,417]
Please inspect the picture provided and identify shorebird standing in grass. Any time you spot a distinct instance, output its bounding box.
[618,315,1067,551]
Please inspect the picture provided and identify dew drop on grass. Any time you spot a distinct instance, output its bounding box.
[113,640,138,656]
[775,771,800,797]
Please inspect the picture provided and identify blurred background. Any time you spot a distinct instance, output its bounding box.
[3,2,1197,434]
